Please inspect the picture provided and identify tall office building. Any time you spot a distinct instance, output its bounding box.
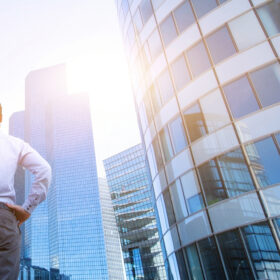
[116,0,280,279]
[22,64,116,279]
[98,177,126,280]
[104,144,167,280]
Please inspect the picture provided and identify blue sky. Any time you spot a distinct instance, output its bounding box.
[0,0,140,176]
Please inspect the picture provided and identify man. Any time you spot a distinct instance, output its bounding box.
[0,104,51,280]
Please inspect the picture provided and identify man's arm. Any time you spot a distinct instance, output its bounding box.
[7,141,51,225]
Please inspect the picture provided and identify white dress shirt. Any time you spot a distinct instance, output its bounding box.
[0,129,51,213]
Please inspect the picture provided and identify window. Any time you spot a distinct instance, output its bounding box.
[180,170,204,214]
[133,9,143,33]
[174,1,195,33]
[150,85,161,113]
[191,0,217,18]
[257,1,280,37]
[228,11,266,51]
[171,55,191,91]
[242,222,280,279]
[139,0,153,25]
[175,250,190,280]
[169,117,188,154]
[186,41,211,77]
[143,94,153,124]
[200,89,230,133]
[170,180,188,221]
[156,68,174,105]
[246,136,280,188]
[198,148,254,205]
[250,63,280,107]
[121,0,129,18]
[223,76,259,118]
[152,0,164,10]
[159,127,173,162]
[152,138,164,172]
[185,244,204,280]
[198,237,226,279]
[160,14,178,46]
[148,29,163,60]
[183,102,207,142]
[276,133,280,147]
[218,230,254,279]
[163,189,176,226]
[206,26,236,64]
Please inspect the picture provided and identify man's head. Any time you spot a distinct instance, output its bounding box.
[0,104,2,123]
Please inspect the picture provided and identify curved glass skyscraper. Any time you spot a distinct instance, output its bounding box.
[115,0,280,279]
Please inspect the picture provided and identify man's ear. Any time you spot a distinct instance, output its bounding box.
[0,104,2,123]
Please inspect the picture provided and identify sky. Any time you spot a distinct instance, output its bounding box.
[0,0,141,176]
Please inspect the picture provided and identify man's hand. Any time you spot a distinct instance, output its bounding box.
[6,204,31,226]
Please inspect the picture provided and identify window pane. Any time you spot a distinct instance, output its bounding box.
[183,103,207,142]
[134,9,143,33]
[180,170,204,214]
[223,76,259,118]
[250,63,280,107]
[218,230,254,280]
[217,148,255,197]
[276,133,280,147]
[143,94,153,124]
[169,117,188,154]
[229,11,266,51]
[150,85,161,113]
[170,180,188,221]
[163,189,176,226]
[160,14,178,46]
[148,29,163,60]
[191,0,217,18]
[140,0,153,24]
[186,41,211,77]
[185,244,204,280]
[198,159,227,205]
[200,89,230,132]
[174,1,195,33]
[171,55,191,91]
[159,127,174,162]
[257,1,280,37]
[157,69,174,105]
[152,0,164,10]
[242,222,280,279]
[121,0,129,17]
[246,136,280,187]
[206,26,236,64]
[152,138,164,172]
[274,218,280,239]
[175,250,190,280]
[198,237,226,280]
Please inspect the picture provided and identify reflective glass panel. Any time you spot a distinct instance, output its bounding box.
[274,218,280,239]
[187,41,211,77]
[180,170,204,214]
[152,0,164,10]
[148,29,163,60]
[206,26,236,64]
[160,14,178,46]
[191,0,217,18]
[157,68,174,105]
[246,136,280,187]
[228,11,266,51]
[159,127,174,162]
[198,237,226,280]
[242,223,280,279]
[121,0,129,17]
[176,250,190,280]
[183,103,207,142]
[276,133,280,147]
[174,1,195,33]
[150,85,161,113]
[139,0,153,24]
[200,89,230,133]
[169,117,188,154]
[134,9,143,33]
[170,180,188,221]
[250,63,280,107]
[218,148,255,197]
[185,244,204,280]
[223,76,259,118]
[198,159,227,205]
[163,189,176,226]
[152,138,164,172]
[257,1,280,37]
[171,55,191,91]
[218,230,254,280]
[242,222,280,279]
[143,94,153,124]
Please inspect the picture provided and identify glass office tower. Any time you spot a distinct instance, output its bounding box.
[104,144,167,280]
[115,0,280,279]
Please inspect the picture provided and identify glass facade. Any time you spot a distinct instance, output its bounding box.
[22,65,117,279]
[104,144,167,280]
[116,0,280,279]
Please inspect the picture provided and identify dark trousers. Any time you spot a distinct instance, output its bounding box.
[0,207,21,280]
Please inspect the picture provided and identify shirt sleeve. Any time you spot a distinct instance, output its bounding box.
[19,142,52,214]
